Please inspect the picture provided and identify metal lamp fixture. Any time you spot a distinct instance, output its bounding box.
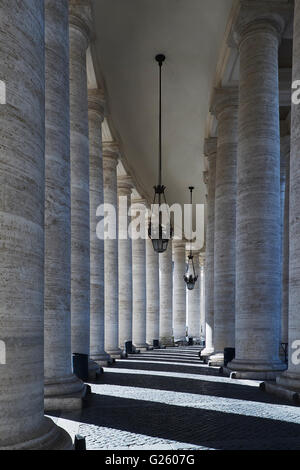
[184,186,198,290]
[148,54,173,254]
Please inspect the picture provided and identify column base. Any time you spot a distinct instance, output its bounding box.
[224,359,287,380]
[105,347,123,359]
[44,373,87,412]
[91,351,112,367]
[89,358,103,379]
[159,336,174,348]
[200,347,214,362]
[133,343,149,352]
[0,417,73,450]
[208,352,224,367]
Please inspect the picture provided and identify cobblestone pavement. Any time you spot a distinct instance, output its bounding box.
[50,347,300,450]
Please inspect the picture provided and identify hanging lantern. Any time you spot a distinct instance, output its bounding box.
[148,54,173,254]
[184,187,198,290]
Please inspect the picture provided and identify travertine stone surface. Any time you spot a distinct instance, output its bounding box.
[0,0,71,449]
[201,139,217,357]
[159,243,173,346]
[276,0,300,392]
[227,8,286,379]
[44,0,85,408]
[146,239,160,345]
[280,134,290,346]
[187,253,201,340]
[200,258,206,340]
[132,199,148,349]
[173,241,187,342]
[69,0,92,363]
[88,89,111,366]
[209,88,238,365]
[118,176,133,349]
[103,143,122,358]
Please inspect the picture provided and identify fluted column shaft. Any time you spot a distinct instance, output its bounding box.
[227,8,286,379]
[103,143,122,358]
[209,88,238,365]
[173,242,187,342]
[146,239,160,346]
[118,177,133,349]
[280,134,290,346]
[201,139,217,357]
[132,199,148,350]
[69,0,91,358]
[187,254,201,340]
[88,89,111,366]
[44,0,85,409]
[276,0,300,392]
[0,0,70,449]
[159,242,173,346]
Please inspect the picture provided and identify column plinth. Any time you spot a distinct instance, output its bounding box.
[226,9,287,379]
[201,139,217,358]
[0,0,71,449]
[173,241,187,343]
[103,143,122,358]
[44,0,86,411]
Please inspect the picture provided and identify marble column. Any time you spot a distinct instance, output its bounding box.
[44,0,86,411]
[280,133,290,348]
[200,256,206,341]
[173,241,187,343]
[118,176,133,350]
[159,242,174,346]
[268,0,300,400]
[201,139,217,358]
[103,143,122,358]
[226,5,287,379]
[132,198,149,350]
[0,0,71,449]
[187,252,201,341]
[88,89,111,367]
[146,239,160,346]
[209,87,238,366]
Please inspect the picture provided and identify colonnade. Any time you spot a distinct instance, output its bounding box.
[0,0,204,449]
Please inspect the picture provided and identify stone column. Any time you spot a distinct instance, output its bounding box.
[280,133,290,348]
[226,4,288,379]
[88,89,111,367]
[201,139,217,358]
[69,0,100,377]
[173,241,187,343]
[187,252,201,341]
[132,198,149,350]
[0,0,71,449]
[270,0,300,400]
[103,143,122,358]
[200,256,206,341]
[209,87,238,366]
[146,239,160,346]
[118,176,133,350]
[44,0,85,411]
[159,242,174,346]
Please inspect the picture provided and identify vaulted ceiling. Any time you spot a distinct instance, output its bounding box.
[91,0,234,206]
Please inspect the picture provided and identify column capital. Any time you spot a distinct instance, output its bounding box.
[88,88,105,122]
[233,0,293,46]
[210,87,239,118]
[103,141,120,165]
[204,137,217,161]
[173,240,186,252]
[69,0,93,45]
[118,175,134,196]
